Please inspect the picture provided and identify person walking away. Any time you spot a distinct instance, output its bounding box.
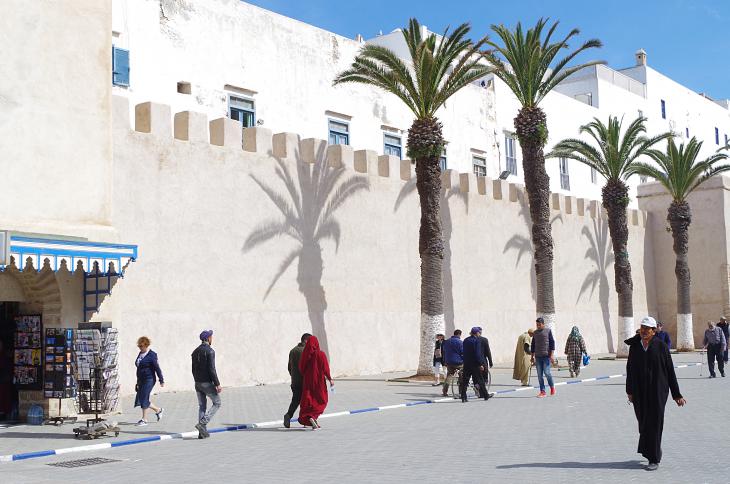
[134,336,164,426]
[284,333,311,427]
[513,329,534,386]
[564,326,587,378]
[441,330,464,397]
[655,322,671,349]
[531,318,556,398]
[717,317,729,363]
[192,330,221,439]
[460,328,490,402]
[625,316,685,471]
[476,327,494,397]
[703,321,727,378]
[432,334,445,386]
[298,336,333,429]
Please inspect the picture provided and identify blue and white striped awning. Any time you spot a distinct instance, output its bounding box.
[3,235,138,274]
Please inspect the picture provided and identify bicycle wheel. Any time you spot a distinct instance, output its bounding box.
[485,368,492,395]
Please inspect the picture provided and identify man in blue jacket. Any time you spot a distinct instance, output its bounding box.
[460,327,490,402]
[441,330,463,397]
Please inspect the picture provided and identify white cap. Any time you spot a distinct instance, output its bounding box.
[640,316,657,328]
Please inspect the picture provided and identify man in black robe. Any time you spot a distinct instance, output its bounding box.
[625,316,686,471]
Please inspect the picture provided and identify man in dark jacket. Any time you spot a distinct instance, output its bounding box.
[476,327,494,398]
[626,316,686,471]
[718,317,730,362]
[441,330,464,397]
[530,317,556,397]
[192,330,221,439]
[460,328,489,402]
[284,333,311,428]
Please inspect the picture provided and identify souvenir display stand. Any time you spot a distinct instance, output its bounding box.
[13,315,43,390]
[72,326,120,436]
[43,328,77,425]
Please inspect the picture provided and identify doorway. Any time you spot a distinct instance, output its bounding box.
[0,301,19,421]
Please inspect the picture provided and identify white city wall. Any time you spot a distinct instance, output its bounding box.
[95,97,656,394]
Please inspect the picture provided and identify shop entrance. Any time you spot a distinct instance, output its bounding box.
[0,301,19,421]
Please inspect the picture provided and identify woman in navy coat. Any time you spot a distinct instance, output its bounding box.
[134,336,165,426]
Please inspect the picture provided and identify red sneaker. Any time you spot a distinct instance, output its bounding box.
[550,387,556,396]
[537,391,547,398]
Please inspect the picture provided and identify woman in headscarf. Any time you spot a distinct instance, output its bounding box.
[297,335,333,430]
[564,326,587,378]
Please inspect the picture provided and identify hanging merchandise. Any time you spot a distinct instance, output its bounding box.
[13,315,42,389]
[43,328,77,425]
[43,328,76,399]
[72,327,120,426]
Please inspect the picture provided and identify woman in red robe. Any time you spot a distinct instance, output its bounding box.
[297,336,333,429]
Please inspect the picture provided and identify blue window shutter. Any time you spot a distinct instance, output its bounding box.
[112,47,130,87]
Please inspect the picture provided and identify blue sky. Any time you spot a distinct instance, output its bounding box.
[246,0,729,100]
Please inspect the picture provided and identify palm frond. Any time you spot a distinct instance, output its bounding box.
[335,18,491,119]
[486,18,603,108]
[552,116,669,184]
[633,137,729,202]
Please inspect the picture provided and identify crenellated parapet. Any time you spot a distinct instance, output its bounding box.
[119,97,647,227]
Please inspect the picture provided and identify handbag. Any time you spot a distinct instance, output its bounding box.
[582,354,591,366]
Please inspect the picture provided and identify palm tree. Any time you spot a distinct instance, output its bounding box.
[633,137,730,350]
[484,19,602,331]
[550,116,670,356]
[334,19,490,374]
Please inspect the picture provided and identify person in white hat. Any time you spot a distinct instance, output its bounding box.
[624,316,686,471]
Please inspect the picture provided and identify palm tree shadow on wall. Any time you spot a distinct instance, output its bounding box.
[578,216,615,353]
[395,176,467,336]
[503,189,562,305]
[242,144,370,358]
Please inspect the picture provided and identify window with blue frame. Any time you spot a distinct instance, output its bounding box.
[715,127,720,145]
[112,46,130,87]
[660,99,666,119]
[686,127,689,138]
[328,120,349,145]
[383,134,402,158]
[229,95,255,128]
[439,147,447,171]
[505,134,517,175]
[472,155,487,177]
[559,157,570,191]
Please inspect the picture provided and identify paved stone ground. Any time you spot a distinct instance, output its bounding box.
[0,353,725,483]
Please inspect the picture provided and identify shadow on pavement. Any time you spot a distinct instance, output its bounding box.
[496,460,644,470]
[0,432,76,440]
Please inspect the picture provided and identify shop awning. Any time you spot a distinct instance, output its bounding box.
[1,234,138,274]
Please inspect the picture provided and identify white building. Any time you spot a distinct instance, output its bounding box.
[111,0,730,206]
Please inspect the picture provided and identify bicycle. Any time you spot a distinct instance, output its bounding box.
[448,367,485,399]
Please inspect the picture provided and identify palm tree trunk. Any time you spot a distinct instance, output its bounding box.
[409,117,445,375]
[668,200,694,350]
[515,107,556,332]
[603,180,634,357]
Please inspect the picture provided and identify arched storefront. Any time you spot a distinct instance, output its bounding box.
[0,234,136,422]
